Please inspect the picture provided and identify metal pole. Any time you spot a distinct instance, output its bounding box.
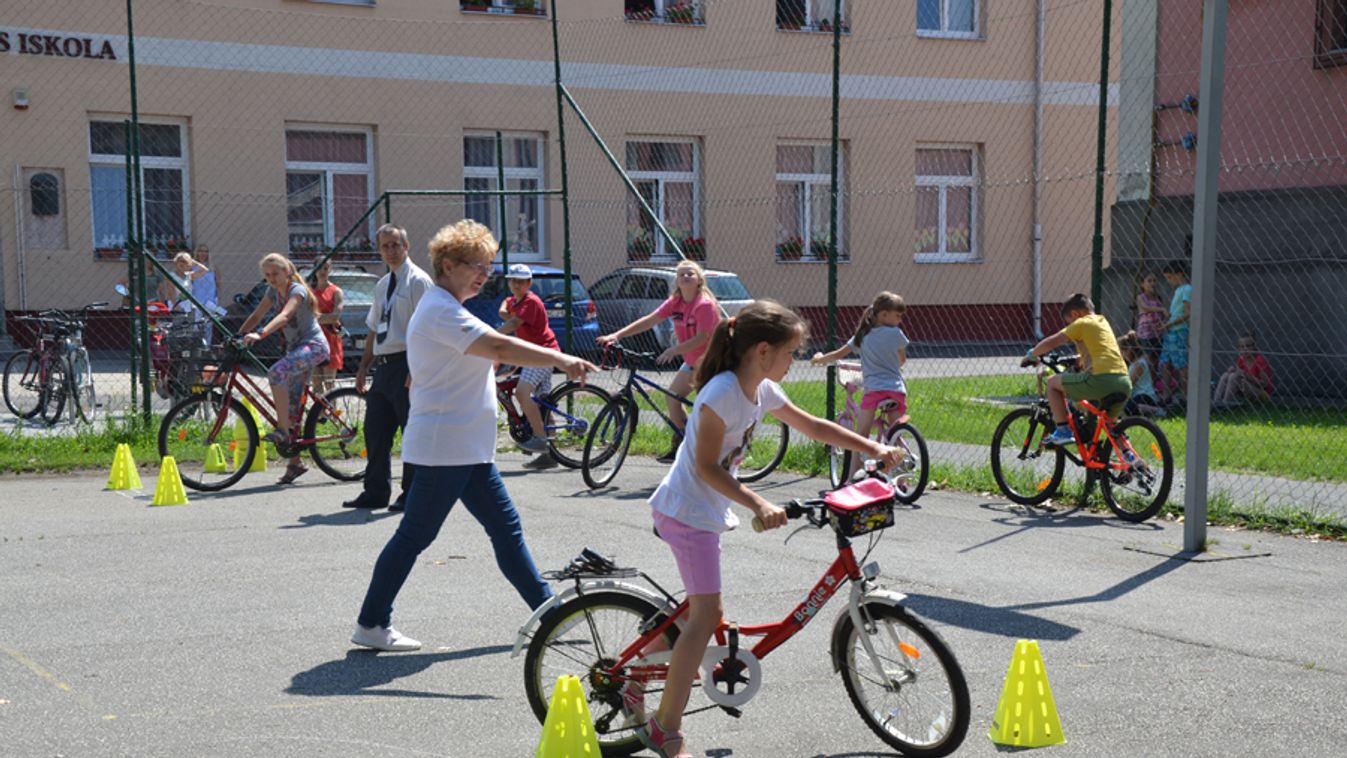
[1091,0,1113,309]
[127,0,151,418]
[1183,0,1229,553]
[826,0,843,420]
[382,193,391,225]
[124,120,138,410]
[546,0,573,355]
[496,130,509,269]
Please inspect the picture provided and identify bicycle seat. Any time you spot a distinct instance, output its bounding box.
[1100,392,1128,409]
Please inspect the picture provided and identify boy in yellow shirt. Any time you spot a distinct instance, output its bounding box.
[1024,293,1132,446]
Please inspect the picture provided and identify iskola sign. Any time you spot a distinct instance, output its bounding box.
[1,30,118,61]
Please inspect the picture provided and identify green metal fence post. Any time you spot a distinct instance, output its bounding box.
[127,0,152,419]
[553,2,576,353]
[826,0,843,420]
[1091,0,1113,308]
[382,193,391,225]
[123,120,138,410]
[496,130,509,270]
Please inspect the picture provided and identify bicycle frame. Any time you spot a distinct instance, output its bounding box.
[612,365,692,436]
[205,360,343,449]
[1033,361,1142,476]
[496,373,591,436]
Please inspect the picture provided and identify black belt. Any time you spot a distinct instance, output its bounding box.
[372,352,407,366]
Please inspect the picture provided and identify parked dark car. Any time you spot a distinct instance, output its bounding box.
[586,265,752,355]
[466,264,600,358]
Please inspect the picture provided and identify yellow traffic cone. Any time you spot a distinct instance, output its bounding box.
[234,397,267,473]
[105,443,142,490]
[534,675,601,758]
[988,639,1066,748]
[151,456,189,506]
[204,443,228,474]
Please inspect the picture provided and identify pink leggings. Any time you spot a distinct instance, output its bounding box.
[267,339,329,428]
[652,511,722,596]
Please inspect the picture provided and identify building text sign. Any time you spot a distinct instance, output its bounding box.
[1,30,118,61]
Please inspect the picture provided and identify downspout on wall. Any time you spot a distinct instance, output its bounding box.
[1031,0,1045,339]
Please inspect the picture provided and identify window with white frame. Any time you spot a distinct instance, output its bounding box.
[777,0,847,32]
[625,139,701,261]
[917,0,977,37]
[464,133,546,258]
[460,0,546,16]
[89,119,190,255]
[914,146,979,262]
[1316,0,1347,67]
[776,143,846,262]
[285,127,374,255]
[625,0,703,24]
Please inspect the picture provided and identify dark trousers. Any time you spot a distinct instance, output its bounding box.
[362,354,416,504]
[356,463,553,629]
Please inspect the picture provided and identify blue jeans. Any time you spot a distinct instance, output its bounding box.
[356,463,553,629]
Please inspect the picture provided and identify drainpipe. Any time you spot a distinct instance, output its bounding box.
[13,164,27,310]
[1031,0,1045,339]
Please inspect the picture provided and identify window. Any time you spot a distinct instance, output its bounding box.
[626,0,703,24]
[625,139,700,261]
[89,120,190,255]
[777,0,847,32]
[776,143,846,262]
[914,146,979,262]
[464,133,546,258]
[285,127,374,256]
[461,0,546,16]
[25,168,67,250]
[1316,0,1347,68]
[588,274,621,300]
[30,173,60,217]
[917,0,977,37]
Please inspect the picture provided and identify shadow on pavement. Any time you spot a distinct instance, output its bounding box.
[903,593,1081,641]
[957,501,1161,553]
[286,645,511,699]
[281,509,399,529]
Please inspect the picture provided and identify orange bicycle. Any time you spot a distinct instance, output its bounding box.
[990,352,1174,521]
[157,337,367,491]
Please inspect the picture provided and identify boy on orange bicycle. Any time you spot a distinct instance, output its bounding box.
[1025,292,1131,447]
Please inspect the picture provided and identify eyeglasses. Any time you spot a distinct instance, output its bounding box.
[454,258,493,276]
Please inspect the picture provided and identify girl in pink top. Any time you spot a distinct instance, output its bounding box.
[596,260,722,460]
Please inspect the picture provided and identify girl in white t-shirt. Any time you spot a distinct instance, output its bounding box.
[633,300,904,758]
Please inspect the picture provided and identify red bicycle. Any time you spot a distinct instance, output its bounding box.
[514,467,970,757]
[157,337,368,491]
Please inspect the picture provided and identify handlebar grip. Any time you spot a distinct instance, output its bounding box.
[751,500,810,532]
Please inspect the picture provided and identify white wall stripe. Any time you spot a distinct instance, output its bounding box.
[4,27,1118,107]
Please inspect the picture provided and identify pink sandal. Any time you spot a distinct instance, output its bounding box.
[640,715,691,758]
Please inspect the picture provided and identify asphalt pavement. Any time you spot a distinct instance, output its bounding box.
[1,452,1344,757]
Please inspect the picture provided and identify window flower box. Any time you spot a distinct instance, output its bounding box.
[776,236,804,261]
[681,237,705,261]
[628,232,655,261]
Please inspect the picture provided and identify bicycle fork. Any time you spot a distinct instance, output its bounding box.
[841,564,914,692]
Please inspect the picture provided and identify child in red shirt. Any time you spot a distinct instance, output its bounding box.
[1215,332,1274,405]
[498,264,562,466]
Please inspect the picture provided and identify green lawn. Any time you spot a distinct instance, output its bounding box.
[778,374,1347,484]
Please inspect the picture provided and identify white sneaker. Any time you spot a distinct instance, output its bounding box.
[351,624,422,652]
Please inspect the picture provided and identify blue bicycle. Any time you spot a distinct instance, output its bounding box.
[496,366,612,469]
[581,344,789,488]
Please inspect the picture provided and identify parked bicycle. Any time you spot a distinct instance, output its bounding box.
[515,465,970,757]
[157,337,367,491]
[3,303,107,425]
[116,282,199,405]
[496,364,612,469]
[990,352,1174,522]
[581,343,789,489]
[826,360,929,500]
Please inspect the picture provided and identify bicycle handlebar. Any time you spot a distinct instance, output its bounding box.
[599,342,660,367]
[1021,351,1080,372]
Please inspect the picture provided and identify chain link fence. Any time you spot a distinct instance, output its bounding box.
[1,0,1343,518]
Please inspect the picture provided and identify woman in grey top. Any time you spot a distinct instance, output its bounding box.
[240,253,330,484]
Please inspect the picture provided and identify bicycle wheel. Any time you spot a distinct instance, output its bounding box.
[37,356,70,426]
[68,347,97,424]
[827,414,854,488]
[990,406,1065,506]
[735,415,789,484]
[884,422,930,504]
[3,350,45,419]
[544,382,613,469]
[834,603,970,758]
[523,591,679,757]
[305,386,368,481]
[159,392,257,491]
[1099,416,1174,522]
[582,395,637,489]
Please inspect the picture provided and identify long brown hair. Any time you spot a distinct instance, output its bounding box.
[260,253,317,314]
[1118,330,1141,362]
[852,291,905,348]
[694,299,806,390]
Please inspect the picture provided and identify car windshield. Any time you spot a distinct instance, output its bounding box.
[705,275,749,301]
[331,274,376,305]
[534,276,590,302]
